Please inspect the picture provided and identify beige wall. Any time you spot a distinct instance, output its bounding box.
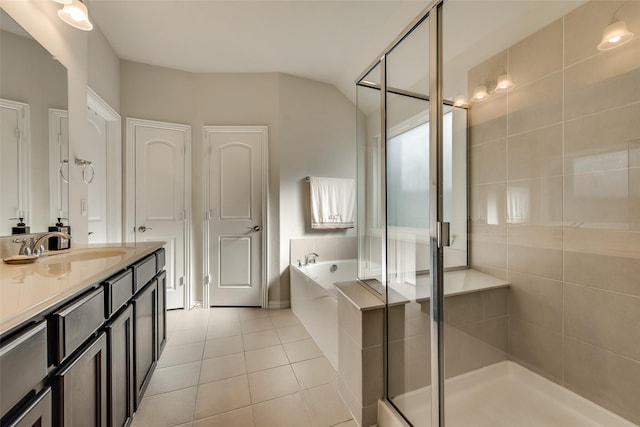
[87,25,120,111]
[2,1,121,245]
[469,1,640,423]
[120,65,356,306]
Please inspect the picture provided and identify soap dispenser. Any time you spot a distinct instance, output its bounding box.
[10,217,30,235]
[48,218,71,250]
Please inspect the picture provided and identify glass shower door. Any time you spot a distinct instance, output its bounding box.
[383,11,436,427]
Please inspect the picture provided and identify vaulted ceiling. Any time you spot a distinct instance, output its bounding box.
[87,0,584,102]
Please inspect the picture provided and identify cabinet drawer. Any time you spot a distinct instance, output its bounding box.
[104,269,133,318]
[50,287,105,365]
[132,255,157,293]
[156,248,166,270]
[4,386,52,427]
[0,322,48,418]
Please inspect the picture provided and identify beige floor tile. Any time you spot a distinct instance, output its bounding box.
[166,309,185,334]
[252,392,312,427]
[130,386,197,427]
[146,361,201,396]
[292,356,337,389]
[268,308,294,317]
[208,307,242,323]
[136,307,348,427]
[241,317,275,334]
[200,352,247,384]
[238,307,271,320]
[158,342,205,368]
[277,324,311,343]
[303,383,352,427]
[206,320,242,340]
[192,406,254,427]
[248,365,300,403]
[173,309,211,331]
[194,375,251,420]
[270,311,301,328]
[283,339,322,363]
[245,345,289,373]
[243,330,281,350]
[203,335,244,359]
[331,420,358,427]
[168,326,208,346]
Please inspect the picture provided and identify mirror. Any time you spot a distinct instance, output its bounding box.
[0,9,69,237]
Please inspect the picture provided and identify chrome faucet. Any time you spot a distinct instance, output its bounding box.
[13,231,71,256]
[304,252,319,265]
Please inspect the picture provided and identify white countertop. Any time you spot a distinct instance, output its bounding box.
[0,242,163,336]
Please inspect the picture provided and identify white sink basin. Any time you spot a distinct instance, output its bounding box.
[39,247,132,263]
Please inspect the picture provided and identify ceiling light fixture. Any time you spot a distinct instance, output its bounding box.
[56,0,93,31]
[453,94,468,107]
[471,85,489,103]
[494,73,514,93]
[597,19,634,50]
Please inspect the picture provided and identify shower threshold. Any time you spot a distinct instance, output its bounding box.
[389,361,637,427]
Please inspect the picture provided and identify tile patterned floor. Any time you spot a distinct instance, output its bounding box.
[131,307,358,427]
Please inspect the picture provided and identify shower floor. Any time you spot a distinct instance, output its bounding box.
[390,361,637,427]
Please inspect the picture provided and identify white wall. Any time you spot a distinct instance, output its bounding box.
[3,1,356,307]
[277,74,357,302]
[120,64,356,306]
[2,1,121,244]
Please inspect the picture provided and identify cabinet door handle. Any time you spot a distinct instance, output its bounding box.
[138,226,152,232]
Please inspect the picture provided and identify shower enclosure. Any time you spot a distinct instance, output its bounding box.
[356,0,640,426]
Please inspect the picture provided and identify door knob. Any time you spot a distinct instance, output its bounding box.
[248,225,262,232]
[138,225,153,232]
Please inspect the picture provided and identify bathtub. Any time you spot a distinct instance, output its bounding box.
[290,260,356,370]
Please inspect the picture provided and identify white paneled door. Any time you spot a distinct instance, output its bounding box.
[205,126,267,307]
[129,119,191,310]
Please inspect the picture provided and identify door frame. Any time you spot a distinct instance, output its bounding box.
[125,117,192,309]
[202,126,269,308]
[48,108,68,226]
[87,87,122,243]
[1,99,31,226]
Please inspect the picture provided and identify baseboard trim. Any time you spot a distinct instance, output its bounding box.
[267,299,291,309]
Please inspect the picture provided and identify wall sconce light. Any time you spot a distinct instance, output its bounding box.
[53,0,93,31]
[471,85,489,103]
[598,19,634,50]
[494,73,515,93]
[453,94,468,107]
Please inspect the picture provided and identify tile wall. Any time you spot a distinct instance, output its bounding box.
[468,1,640,423]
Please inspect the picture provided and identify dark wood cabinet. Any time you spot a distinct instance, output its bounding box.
[1,247,166,427]
[157,271,167,355]
[106,305,134,427]
[55,332,107,427]
[50,287,105,365]
[0,322,48,419]
[3,387,52,427]
[133,279,157,408]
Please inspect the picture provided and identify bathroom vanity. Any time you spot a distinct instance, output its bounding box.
[0,242,167,427]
